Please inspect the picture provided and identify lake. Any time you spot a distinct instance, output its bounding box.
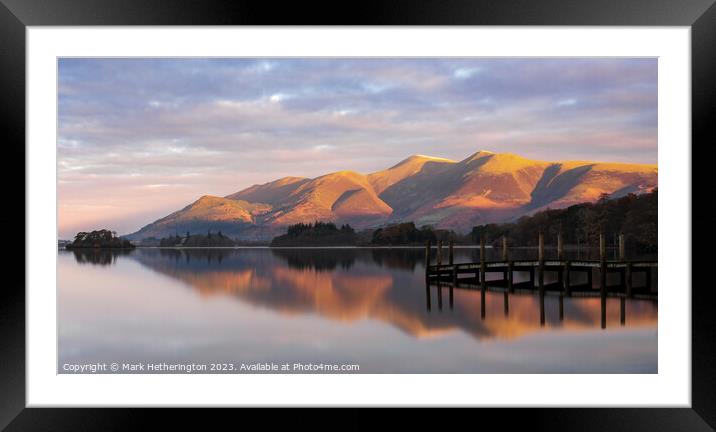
[58,247,657,373]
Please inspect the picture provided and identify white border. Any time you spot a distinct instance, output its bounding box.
[27,27,690,407]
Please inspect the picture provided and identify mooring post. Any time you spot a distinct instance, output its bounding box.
[620,296,626,326]
[449,284,454,310]
[449,240,457,285]
[557,232,564,261]
[538,231,545,294]
[625,262,633,297]
[480,234,486,289]
[563,260,571,296]
[448,240,454,266]
[480,287,486,319]
[437,240,443,266]
[508,260,514,293]
[502,236,510,287]
[539,291,545,326]
[600,233,607,296]
[599,233,607,295]
[559,293,564,321]
[557,232,564,286]
[503,291,509,316]
[425,281,431,312]
[425,241,431,281]
[619,233,625,261]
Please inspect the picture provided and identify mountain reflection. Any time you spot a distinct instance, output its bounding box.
[127,248,656,341]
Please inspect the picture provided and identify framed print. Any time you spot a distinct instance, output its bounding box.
[3,0,715,429]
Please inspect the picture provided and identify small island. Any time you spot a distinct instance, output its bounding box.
[65,229,135,249]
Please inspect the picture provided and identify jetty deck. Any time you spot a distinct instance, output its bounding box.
[425,233,657,300]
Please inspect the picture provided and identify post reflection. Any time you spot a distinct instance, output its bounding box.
[425,283,652,333]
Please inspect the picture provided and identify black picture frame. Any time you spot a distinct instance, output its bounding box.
[2,0,714,429]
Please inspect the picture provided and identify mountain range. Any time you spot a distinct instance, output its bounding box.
[127,150,658,241]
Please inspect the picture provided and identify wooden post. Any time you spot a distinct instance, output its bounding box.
[437,240,443,266]
[559,294,564,321]
[538,232,545,294]
[507,261,514,292]
[502,235,509,284]
[480,286,486,319]
[448,240,454,266]
[425,241,431,281]
[563,260,571,296]
[625,262,633,297]
[557,232,564,261]
[503,291,509,316]
[620,296,626,326]
[449,284,454,310]
[599,233,607,296]
[539,291,545,326]
[619,233,625,261]
[480,235,486,289]
[425,281,431,312]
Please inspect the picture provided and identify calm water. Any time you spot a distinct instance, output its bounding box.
[58,247,657,373]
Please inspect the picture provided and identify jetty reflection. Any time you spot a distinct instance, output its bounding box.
[426,283,646,330]
[111,248,658,341]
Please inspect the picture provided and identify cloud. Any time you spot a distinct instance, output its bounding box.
[57,58,657,237]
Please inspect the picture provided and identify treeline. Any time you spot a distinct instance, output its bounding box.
[270,221,358,246]
[66,229,134,249]
[158,231,236,247]
[470,189,657,252]
[371,222,459,245]
[270,221,461,246]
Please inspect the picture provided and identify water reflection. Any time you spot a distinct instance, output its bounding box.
[425,284,645,332]
[70,248,134,266]
[105,248,658,341]
[59,247,658,373]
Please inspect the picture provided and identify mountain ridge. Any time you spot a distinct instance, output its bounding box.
[127,150,657,241]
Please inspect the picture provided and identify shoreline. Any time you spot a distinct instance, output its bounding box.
[62,245,628,250]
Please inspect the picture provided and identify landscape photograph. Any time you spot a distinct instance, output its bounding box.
[58,58,657,374]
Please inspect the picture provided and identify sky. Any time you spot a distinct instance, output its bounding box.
[58,58,657,238]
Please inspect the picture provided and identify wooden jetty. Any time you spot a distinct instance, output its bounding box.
[425,233,657,300]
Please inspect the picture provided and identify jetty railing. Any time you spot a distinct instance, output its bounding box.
[425,232,657,299]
